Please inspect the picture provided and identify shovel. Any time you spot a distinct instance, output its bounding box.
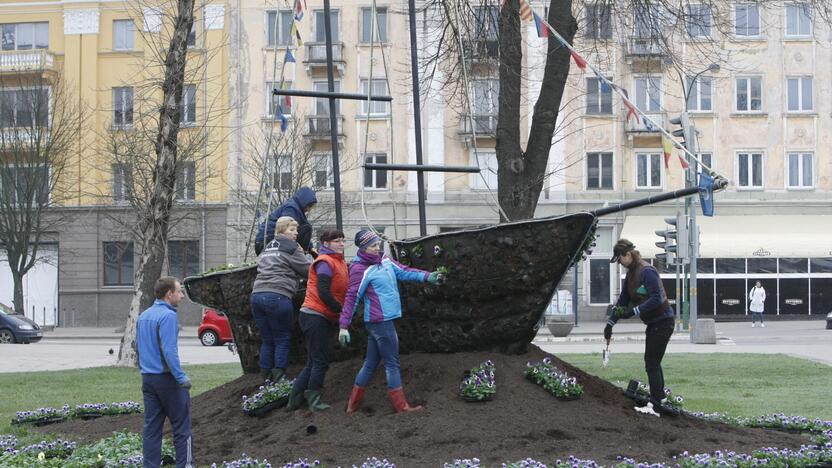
[602,339,611,367]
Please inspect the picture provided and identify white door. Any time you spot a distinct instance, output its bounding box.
[0,245,58,326]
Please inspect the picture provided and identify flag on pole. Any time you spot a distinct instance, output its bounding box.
[698,172,714,216]
[569,49,587,71]
[662,136,673,169]
[276,104,288,132]
[519,0,532,21]
[294,0,304,21]
[595,70,610,92]
[678,154,690,170]
[532,12,549,38]
[291,21,303,46]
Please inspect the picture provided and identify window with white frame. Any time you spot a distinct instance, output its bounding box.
[0,88,49,128]
[360,79,390,115]
[588,227,614,304]
[686,76,712,111]
[0,165,49,205]
[696,152,713,174]
[175,161,196,200]
[735,77,762,112]
[1,22,49,50]
[586,3,612,39]
[786,152,813,189]
[785,4,811,37]
[179,84,196,124]
[113,20,135,51]
[363,153,388,189]
[586,152,613,190]
[312,153,334,189]
[471,150,497,190]
[267,81,293,116]
[272,154,292,190]
[786,77,812,112]
[361,7,388,42]
[187,21,196,47]
[635,76,661,111]
[686,4,712,38]
[636,152,662,189]
[471,79,499,115]
[267,11,294,46]
[313,81,340,115]
[737,152,763,189]
[112,87,134,127]
[735,4,760,37]
[112,164,132,202]
[314,10,340,42]
[473,6,499,40]
[634,4,658,37]
[586,77,612,114]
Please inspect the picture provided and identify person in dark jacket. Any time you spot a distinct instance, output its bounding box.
[286,229,348,412]
[339,229,442,414]
[137,276,193,468]
[251,216,312,383]
[255,187,317,254]
[605,238,676,416]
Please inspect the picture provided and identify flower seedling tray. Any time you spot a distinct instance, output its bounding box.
[244,396,288,418]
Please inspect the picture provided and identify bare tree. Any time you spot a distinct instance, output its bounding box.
[0,75,83,315]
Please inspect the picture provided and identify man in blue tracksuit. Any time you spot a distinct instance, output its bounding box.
[137,276,193,467]
[254,187,317,254]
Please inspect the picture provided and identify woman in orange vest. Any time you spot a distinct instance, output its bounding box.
[286,229,348,412]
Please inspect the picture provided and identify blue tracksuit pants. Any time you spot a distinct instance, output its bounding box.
[142,373,193,468]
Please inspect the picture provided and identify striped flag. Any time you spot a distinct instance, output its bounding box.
[662,136,673,169]
[519,0,532,22]
[532,12,549,38]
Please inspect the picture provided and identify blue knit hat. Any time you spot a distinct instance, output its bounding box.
[355,229,381,250]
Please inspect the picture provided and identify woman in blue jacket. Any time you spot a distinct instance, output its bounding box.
[338,229,441,414]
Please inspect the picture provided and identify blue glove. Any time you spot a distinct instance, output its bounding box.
[427,271,442,285]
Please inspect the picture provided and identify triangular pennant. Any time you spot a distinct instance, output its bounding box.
[276,104,288,132]
[678,154,690,170]
[519,0,532,22]
[533,12,549,38]
[662,137,673,169]
[284,49,296,63]
[294,0,304,21]
[569,49,587,71]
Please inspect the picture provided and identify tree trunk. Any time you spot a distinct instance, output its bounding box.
[117,0,196,367]
[12,270,24,315]
[497,0,576,222]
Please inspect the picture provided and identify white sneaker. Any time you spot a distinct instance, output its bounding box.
[761,323,765,327]
[752,323,756,327]
[635,402,661,417]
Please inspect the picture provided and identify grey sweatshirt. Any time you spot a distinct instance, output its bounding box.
[252,236,312,298]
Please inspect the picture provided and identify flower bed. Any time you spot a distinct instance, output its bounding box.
[242,379,294,417]
[459,360,496,402]
[525,357,583,400]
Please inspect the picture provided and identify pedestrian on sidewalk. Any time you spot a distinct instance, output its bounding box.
[749,280,766,327]
[137,276,193,468]
[604,238,676,416]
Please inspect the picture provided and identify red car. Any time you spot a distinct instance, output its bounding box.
[198,308,233,346]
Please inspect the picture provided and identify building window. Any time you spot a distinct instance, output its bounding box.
[0,88,49,128]
[696,152,713,174]
[273,154,292,190]
[179,84,196,124]
[473,6,499,40]
[113,20,135,51]
[187,22,196,47]
[314,81,340,115]
[113,87,134,128]
[361,7,388,42]
[1,22,49,50]
[313,153,334,189]
[686,4,711,38]
[267,11,294,46]
[469,151,497,190]
[785,4,811,37]
[585,3,612,39]
[786,152,813,189]
[586,152,613,190]
[787,77,812,112]
[636,152,662,189]
[588,227,614,304]
[0,165,49,205]
[360,79,390,115]
[103,241,133,286]
[586,77,612,114]
[267,81,293,117]
[635,76,661,111]
[735,77,762,112]
[314,10,340,42]
[175,161,196,200]
[112,164,132,203]
[686,76,712,111]
[737,152,763,189]
[168,240,199,279]
[471,79,499,115]
[735,4,760,37]
[363,153,388,189]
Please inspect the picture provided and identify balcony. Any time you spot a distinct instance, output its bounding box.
[303,42,345,74]
[0,50,56,75]
[624,36,666,60]
[462,38,499,62]
[459,113,497,136]
[0,127,51,146]
[305,115,345,143]
[625,112,664,134]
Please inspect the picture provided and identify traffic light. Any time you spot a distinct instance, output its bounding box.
[675,213,689,262]
[655,216,678,266]
[669,113,692,149]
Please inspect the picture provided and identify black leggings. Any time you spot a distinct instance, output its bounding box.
[644,317,674,402]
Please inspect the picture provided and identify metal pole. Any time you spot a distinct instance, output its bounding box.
[322,0,343,230]
[573,265,579,327]
[687,123,699,340]
[407,0,427,235]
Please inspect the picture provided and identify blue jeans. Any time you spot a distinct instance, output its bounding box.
[751,312,764,323]
[142,373,192,468]
[292,313,333,392]
[250,292,294,370]
[355,320,402,389]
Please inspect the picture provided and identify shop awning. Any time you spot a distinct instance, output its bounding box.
[619,215,832,259]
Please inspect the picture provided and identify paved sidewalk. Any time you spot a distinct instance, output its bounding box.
[40,326,201,341]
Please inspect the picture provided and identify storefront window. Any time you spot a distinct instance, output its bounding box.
[779,279,808,314]
[716,258,745,274]
[747,257,777,274]
[810,258,832,273]
[697,258,714,274]
[779,258,808,274]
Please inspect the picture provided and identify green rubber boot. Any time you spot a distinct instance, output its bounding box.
[285,384,305,412]
[303,389,331,412]
[270,368,286,383]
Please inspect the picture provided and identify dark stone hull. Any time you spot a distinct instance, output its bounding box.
[183,213,597,373]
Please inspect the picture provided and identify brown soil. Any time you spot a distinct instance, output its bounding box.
[40,346,810,466]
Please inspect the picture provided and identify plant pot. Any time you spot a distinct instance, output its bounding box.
[546,320,574,337]
[244,396,289,418]
[31,416,66,427]
[459,393,494,403]
[78,412,103,420]
[555,394,581,401]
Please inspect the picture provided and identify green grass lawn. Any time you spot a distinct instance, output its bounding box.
[557,353,832,419]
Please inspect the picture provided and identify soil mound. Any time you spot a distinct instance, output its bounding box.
[42,346,810,466]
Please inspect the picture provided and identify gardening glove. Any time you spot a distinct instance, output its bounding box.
[615,306,636,319]
[179,379,192,390]
[603,324,612,342]
[338,329,351,347]
[427,271,442,285]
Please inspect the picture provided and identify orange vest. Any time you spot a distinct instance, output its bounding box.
[301,253,348,323]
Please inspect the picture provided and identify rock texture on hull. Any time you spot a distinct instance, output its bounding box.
[183,213,596,373]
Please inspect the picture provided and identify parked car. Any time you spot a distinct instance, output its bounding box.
[198,308,233,346]
[827,312,832,330]
[0,309,43,344]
